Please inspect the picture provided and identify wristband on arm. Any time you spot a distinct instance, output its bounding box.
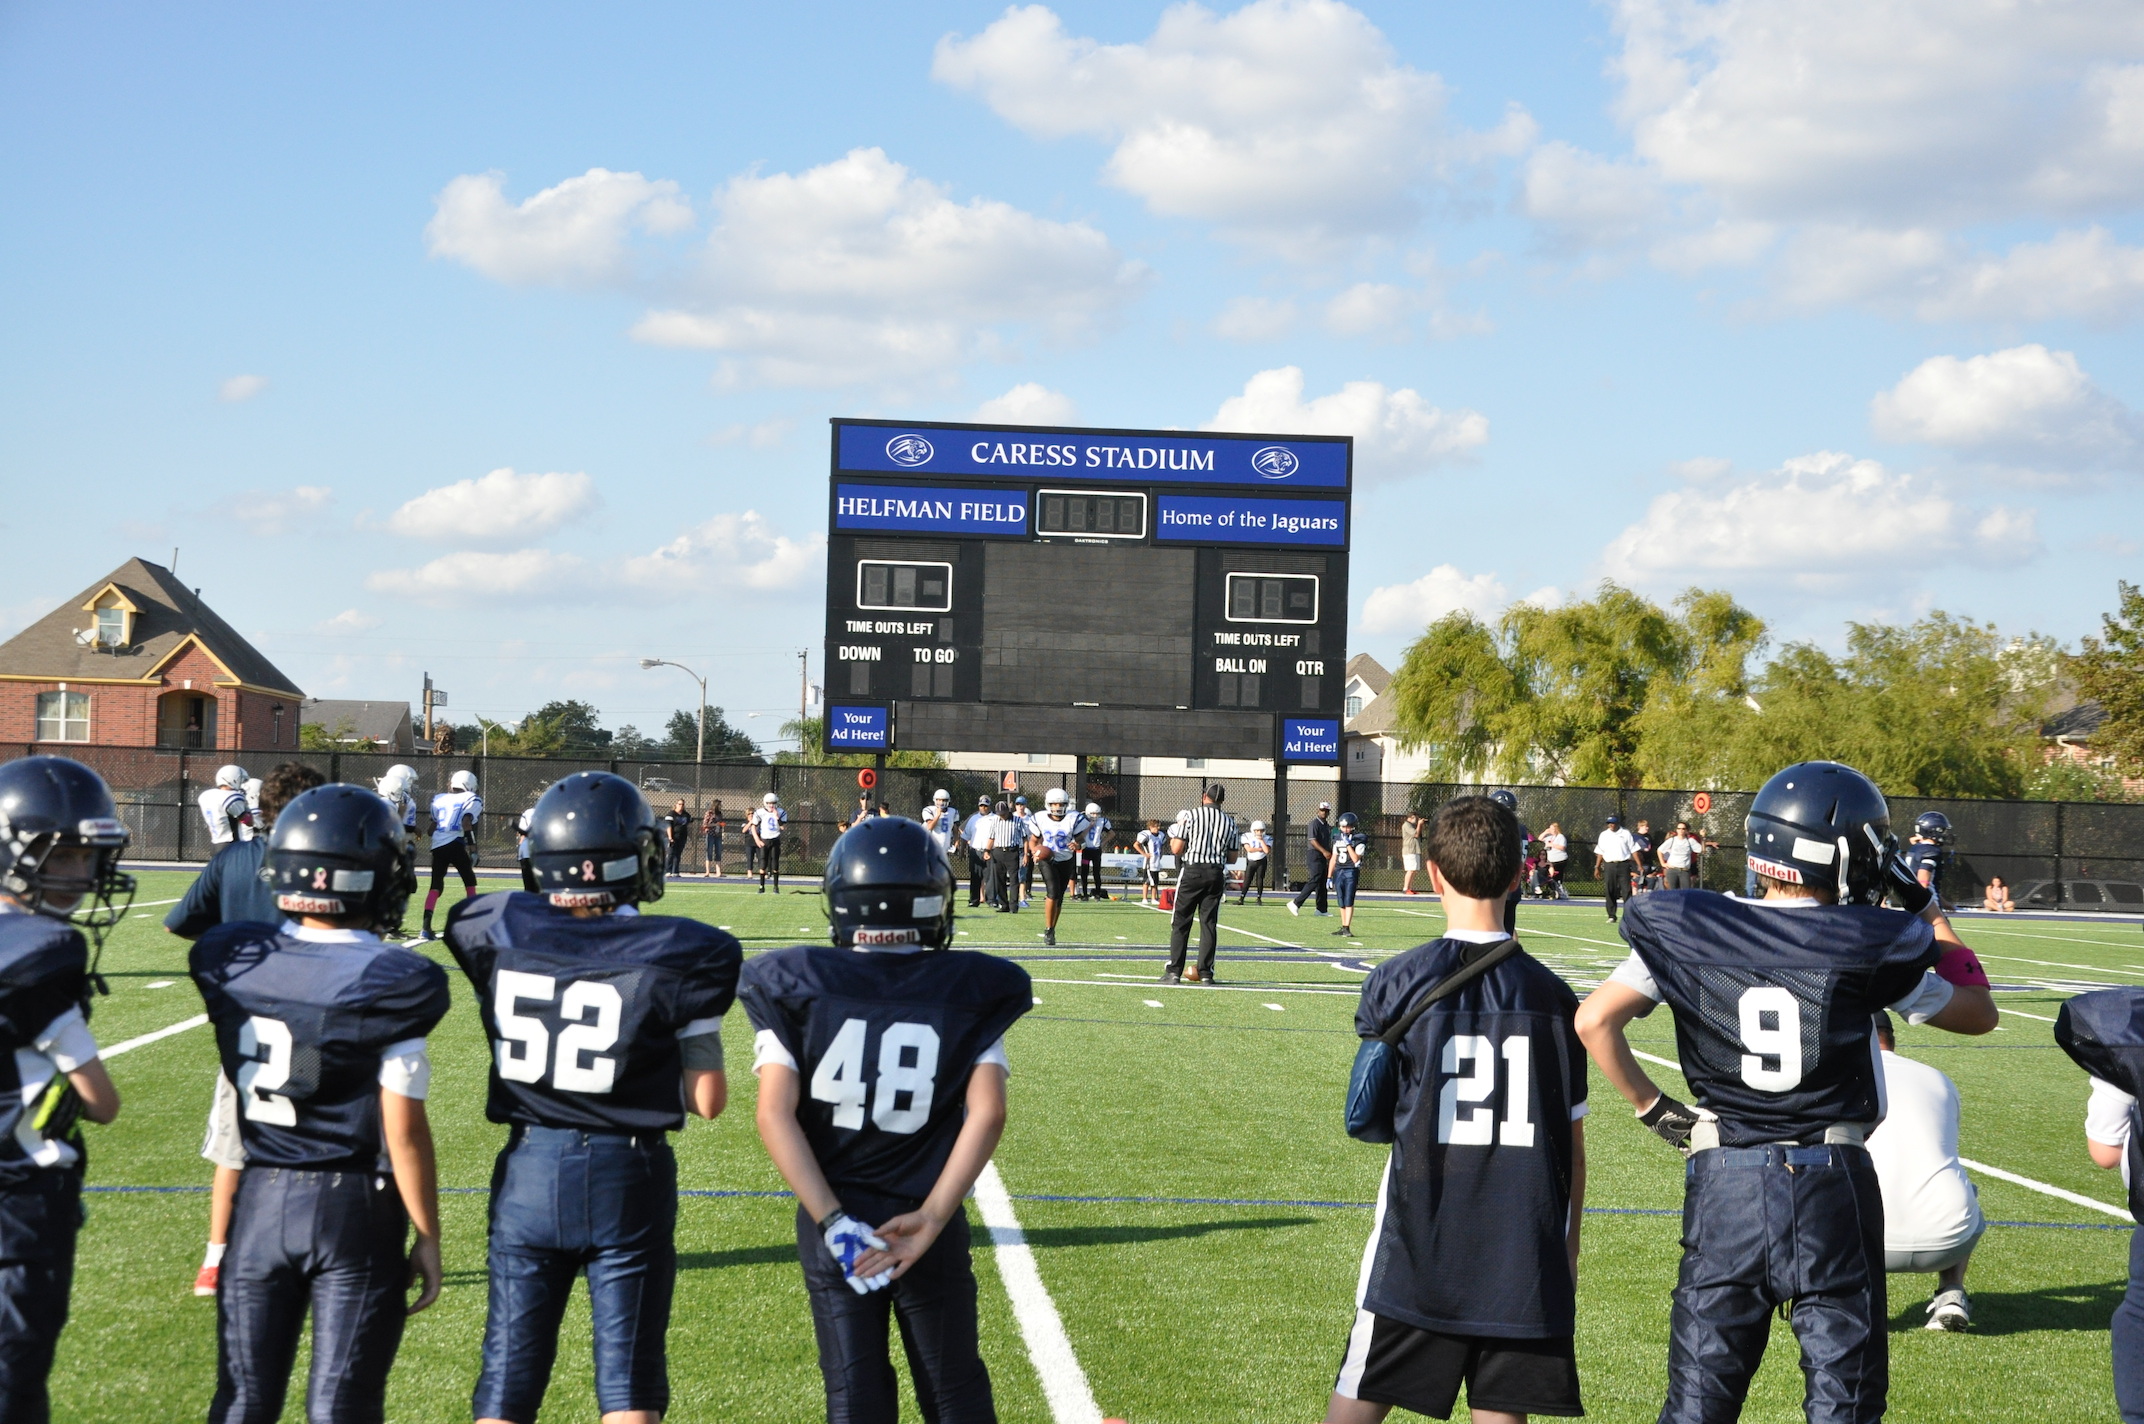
[1933,942,1990,989]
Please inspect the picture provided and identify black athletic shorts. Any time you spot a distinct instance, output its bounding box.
[430,838,476,892]
[1040,857,1075,901]
[1335,1311,1582,1419]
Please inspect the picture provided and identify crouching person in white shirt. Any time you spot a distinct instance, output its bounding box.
[1866,1011,1984,1331]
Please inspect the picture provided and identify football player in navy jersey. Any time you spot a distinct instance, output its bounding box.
[1574,761,1998,1424]
[1488,790,1530,936]
[190,784,451,1424]
[445,770,742,1424]
[2054,988,2144,1421]
[0,756,128,1421]
[1903,811,1952,910]
[742,817,1032,1424]
[1326,795,1585,1424]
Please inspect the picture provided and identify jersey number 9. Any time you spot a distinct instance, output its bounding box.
[494,970,625,1094]
[811,1018,941,1135]
[1737,985,1804,1091]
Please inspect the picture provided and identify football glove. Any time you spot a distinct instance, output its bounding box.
[29,1076,84,1144]
[1638,1093,1703,1155]
[1881,850,1934,917]
[821,1210,893,1295]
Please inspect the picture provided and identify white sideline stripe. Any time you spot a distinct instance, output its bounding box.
[1969,927,2144,951]
[2000,1007,2059,1023]
[1958,1158,2131,1220]
[1390,905,1632,953]
[1980,953,2144,979]
[103,1014,208,1058]
[1027,976,1357,999]
[129,897,183,908]
[973,1161,1103,1424]
[1617,1043,2129,1220]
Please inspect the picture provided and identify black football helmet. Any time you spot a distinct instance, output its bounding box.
[1744,761,1893,905]
[823,816,954,950]
[265,785,416,932]
[1913,811,1954,845]
[527,771,665,910]
[0,755,134,942]
[1488,790,1518,813]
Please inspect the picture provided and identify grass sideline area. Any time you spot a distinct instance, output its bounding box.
[51,871,2143,1422]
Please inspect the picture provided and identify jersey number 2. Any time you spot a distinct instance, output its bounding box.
[495,971,624,1093]
[811,1019,940,1134]
[237,1015,297,1125]
[1437,1035,1536,1147]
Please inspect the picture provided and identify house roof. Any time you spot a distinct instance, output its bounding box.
[1345,652,1391,697]
[2044,700,2106,739]
[1345,689,1401,737]
[0,558,303,696]
[301,699,412,746]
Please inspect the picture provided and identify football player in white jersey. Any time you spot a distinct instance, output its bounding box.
[419,769,483,940]
[197,763,252,846]
[375,763,420,842]
[751,792,788,894]
[1025,788,1086,948]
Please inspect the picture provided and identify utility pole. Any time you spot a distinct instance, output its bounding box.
[799,648,810,751]
[640,658,708,798]
[422,673,434,747]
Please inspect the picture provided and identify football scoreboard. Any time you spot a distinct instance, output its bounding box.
[821,417,1350,764]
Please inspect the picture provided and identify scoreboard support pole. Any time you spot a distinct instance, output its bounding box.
[1272,760,1290,891]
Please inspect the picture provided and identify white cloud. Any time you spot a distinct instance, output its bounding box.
[218,374,267,403]
[386,469,597,544]
[1773,223,2144,322]
[1360,565,1508,635]
[315,609,381,634]
[1600,451,2042,591]
[1871,344,2144,472]
[1520,141,1664,253]
[219,486,332,538]
[1212,295,1297,341]
[933,1,1531,254]
[628,148,1144,386]
[972,382,1079,425]
[425,168,692,285]
[1203,366,1487,486]
[366,548,587,603]
[618,511,823,593]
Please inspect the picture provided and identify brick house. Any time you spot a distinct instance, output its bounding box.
[0,558,304,752]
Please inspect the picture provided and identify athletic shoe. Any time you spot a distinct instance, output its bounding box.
[1020,899,1031,909]
[1331,926,1350,935]
[193,1265,219,1297]
[418,929,436,943]
[1287,902,1300,917]
[1315,910,1330,917]
[1043,929,1055,947]
[757,886,765,894]
[1198,974,1219,986]
[1926,1290,1971,1331]
[1158,970,1181,985]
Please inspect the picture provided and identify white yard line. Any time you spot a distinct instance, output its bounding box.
[2000,1007,2060,1023]
[1965,927,2144,951]
[1958,1158,2131,1220]
[1980,953,2144,979]
[1027,976,1358,999]
[1634,1049,1684,1073]
[973,1161,1104,1424]
[103,1014,208,1058]
[1137,901,1308,950]
[1389,905,1632,954]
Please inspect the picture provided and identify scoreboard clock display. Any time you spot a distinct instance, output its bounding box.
[821,417,1349,763]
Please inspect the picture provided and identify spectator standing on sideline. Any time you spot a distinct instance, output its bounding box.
[1398,811,1424,895]
[1542,822,1569,896]
[1237,819,1271,904]
[165,761,325,1299]
[1658,821,1711,891]
[1867,1012,1984,1331]
[1593,813,1638,923]
[1290,801,1336,918]
[663,798,694,876]
[988,801,1022,913]
[1165,785,1240,985]
[1630,818,1658,891]
[1012,795,1035,908]
[962,795,993,907]
[1983,877,2015,912]
[703,800,725,876]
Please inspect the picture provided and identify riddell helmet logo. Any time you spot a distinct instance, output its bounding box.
[1251,445,1299,479]
[854,926,923,946]
[885,434,934,467]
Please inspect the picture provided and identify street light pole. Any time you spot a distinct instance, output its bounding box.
[639,658,707,797]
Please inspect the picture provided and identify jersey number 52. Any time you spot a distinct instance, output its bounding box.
[811,1018,940,1135]
[494,970,624,1094]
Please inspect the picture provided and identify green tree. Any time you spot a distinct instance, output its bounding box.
[660,707,761,762]
[522,700,611,753]
[2074,580,2144,777]
[297,716,361,751]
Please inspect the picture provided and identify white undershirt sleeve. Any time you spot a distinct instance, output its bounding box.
[378,1038,432,1100]
[1886,970,1955,1026]
[2088,1077,2136,1148]
[753,1027,800,1075]
[36,1008,101,1074]
[975,1036,1010,1076]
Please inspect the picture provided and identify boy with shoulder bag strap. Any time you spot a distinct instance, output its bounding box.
[1327,795,1588,1424]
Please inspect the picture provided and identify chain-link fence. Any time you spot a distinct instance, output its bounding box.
[11,742,2140,911]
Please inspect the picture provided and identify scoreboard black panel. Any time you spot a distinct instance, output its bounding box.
[822,418,1350,763]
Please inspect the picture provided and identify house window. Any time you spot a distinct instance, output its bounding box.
[95,607,126,647]
[1026,753,1051,765]
[1185,757,1207,770]
[1345,694,1364,719]
[272,705,285,745]
[35,691,90,743]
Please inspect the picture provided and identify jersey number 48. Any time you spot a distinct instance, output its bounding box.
[494,971,624,1094]
[811,1018,940,1135]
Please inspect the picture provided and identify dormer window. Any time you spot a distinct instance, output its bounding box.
[1345,695,1364,719]
[82,584,136,648]
[96,607,126,647]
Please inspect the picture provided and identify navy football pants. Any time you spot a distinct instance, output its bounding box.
[473,1126,677,1423]
[0,1171,81,1424]
[1663,1143,1886,1424]
[211,1167,410,1424]
[796,1189,996,1424]
[2114,1225,2144,1422]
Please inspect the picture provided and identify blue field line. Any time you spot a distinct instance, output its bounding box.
[77,1184,2134,1231]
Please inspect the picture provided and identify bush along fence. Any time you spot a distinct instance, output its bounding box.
[12,744,2140,912]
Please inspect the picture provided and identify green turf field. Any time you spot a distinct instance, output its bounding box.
[49,871,2144,1421]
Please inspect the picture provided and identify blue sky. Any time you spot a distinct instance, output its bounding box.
[5,1,2141,746]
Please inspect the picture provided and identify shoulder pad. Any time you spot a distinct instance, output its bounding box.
[2058,990,2144,1094]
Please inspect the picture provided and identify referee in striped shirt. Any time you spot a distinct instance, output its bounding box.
[1165,784,1240,985]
